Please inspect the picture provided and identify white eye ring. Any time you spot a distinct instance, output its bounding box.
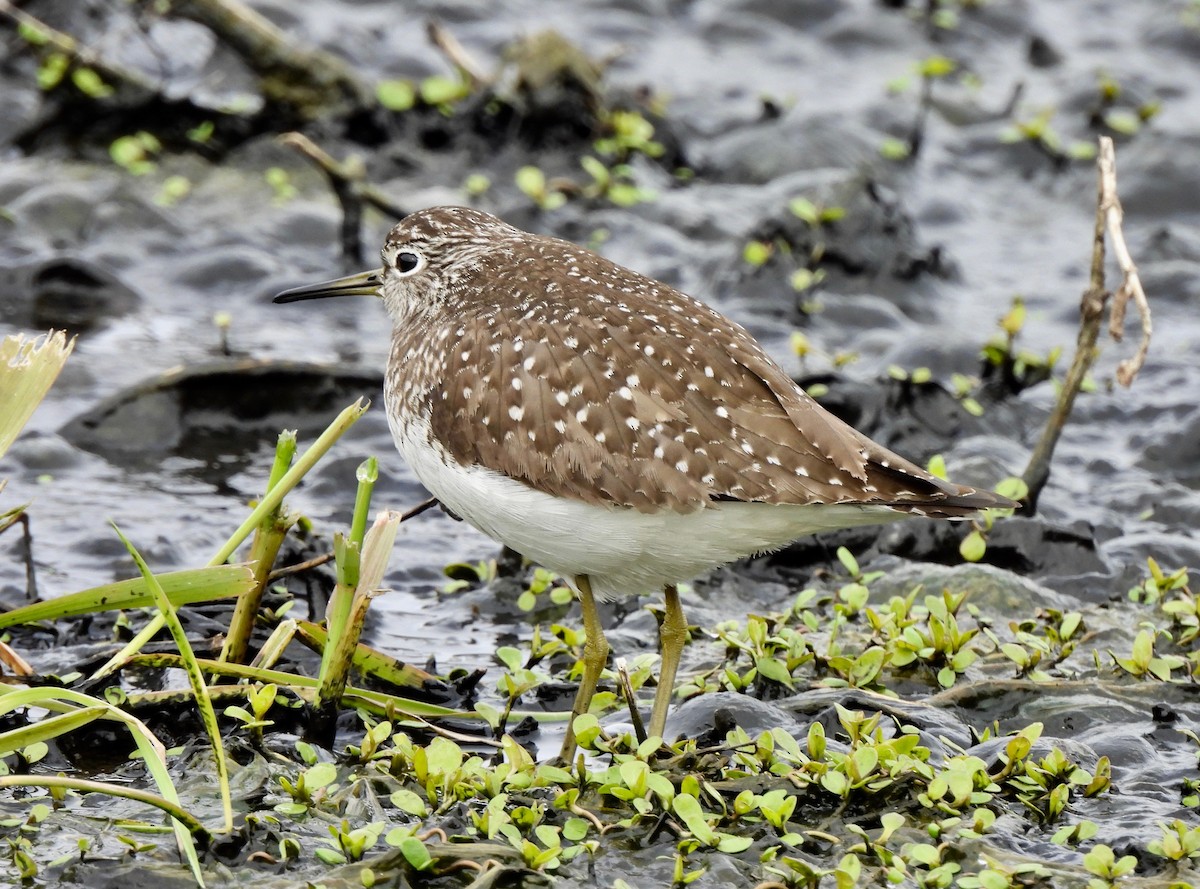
[395,250,423,275]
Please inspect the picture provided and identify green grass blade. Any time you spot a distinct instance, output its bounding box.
[220,430,298,665]
[0,706,108,752]
[0,565,256,629]
[209,398,368,566]
[0,775,208,839]
[91,615,163,681]
[113,525,233,834]
[91,400,367,678]
[249,618,298,670]
[127,654,467,719]
[295,621,437,690]
[0,686,205,884]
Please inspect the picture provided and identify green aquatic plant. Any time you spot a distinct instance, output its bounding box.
[999,107,1097,164]
[515,164,568,210]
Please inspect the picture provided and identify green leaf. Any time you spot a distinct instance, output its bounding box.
[155,175,192,207]
[879,137,911,160]
[960,530,986,563]
[304,761,338,790]
[390,788,427,816]
[496,647,524,672]
[907,842,940,866]
[0,564,255,629]
[419,75,468,105]
[789,197,819,225]
[716,834,754,853]
[398,836,432,870]
[1132,629,1154,670]
[463,173,490,196]
[580,155,609,184]
[516,165,547,197]
[562,817,589,842]
[672,794,716,845]
[1103,110,1140,135]
[71,67,113,98]
[18,20,50,45]
[742,240,771,267]
[821,770,848,796]
[850,747,878,780]
[918,55,957,78]
[789,268,822,292]
[187,120,215,143]
[836,546,860,577]
[37,53,69,90]
[755,655,794,687]
[424,737,464,776]
[376,79,416,111]
[993,477,1028,501]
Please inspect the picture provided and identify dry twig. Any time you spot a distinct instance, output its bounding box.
[426,20,490,89]
[1020,135,1151,511]
[1097,141,1152,387]
[168,0,372,118]
[0,1,159,95]
[280,132,409,266]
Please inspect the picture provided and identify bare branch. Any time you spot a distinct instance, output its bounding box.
[1096,138,1152,386]
[279,132,409,266]
[0,0,159,94]
[168,0,372,118]
[426,20,490,89]
[1021,136,1151,512]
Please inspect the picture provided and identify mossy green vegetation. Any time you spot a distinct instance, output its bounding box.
[2,376,1198,884]
[2,349,1199,889]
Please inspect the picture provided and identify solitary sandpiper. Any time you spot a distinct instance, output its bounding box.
[275,206,1014,760]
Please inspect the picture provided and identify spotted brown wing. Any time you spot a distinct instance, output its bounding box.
[422,235,1002,516]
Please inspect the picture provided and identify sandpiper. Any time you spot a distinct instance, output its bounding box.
[275,206,1014,760]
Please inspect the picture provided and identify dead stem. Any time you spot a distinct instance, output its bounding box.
[1020,136,1151,512]
[280,132,410,265]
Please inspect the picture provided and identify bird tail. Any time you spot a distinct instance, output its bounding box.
[885,481,1019,519]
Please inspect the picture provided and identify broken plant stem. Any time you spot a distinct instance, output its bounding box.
[312,508,403,743]
[1099,144,1152,387]
[167,0,371,118]
[615,657,647,744]
[90,399,368,680]
[0,2,158,95]
[427,19,490,89]
[220,430,298,666]
[1020,136,1151,513]
[280,132,409,266]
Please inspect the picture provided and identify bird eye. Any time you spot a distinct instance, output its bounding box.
[396,251,421,274]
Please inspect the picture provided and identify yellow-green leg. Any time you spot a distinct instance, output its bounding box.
[648,584,687,740]
[559,574,609,763]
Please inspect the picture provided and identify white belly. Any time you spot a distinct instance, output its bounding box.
[391,411,901,601]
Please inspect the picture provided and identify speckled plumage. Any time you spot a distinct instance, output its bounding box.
[379,206,997,520]
[276,205,1013,753]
